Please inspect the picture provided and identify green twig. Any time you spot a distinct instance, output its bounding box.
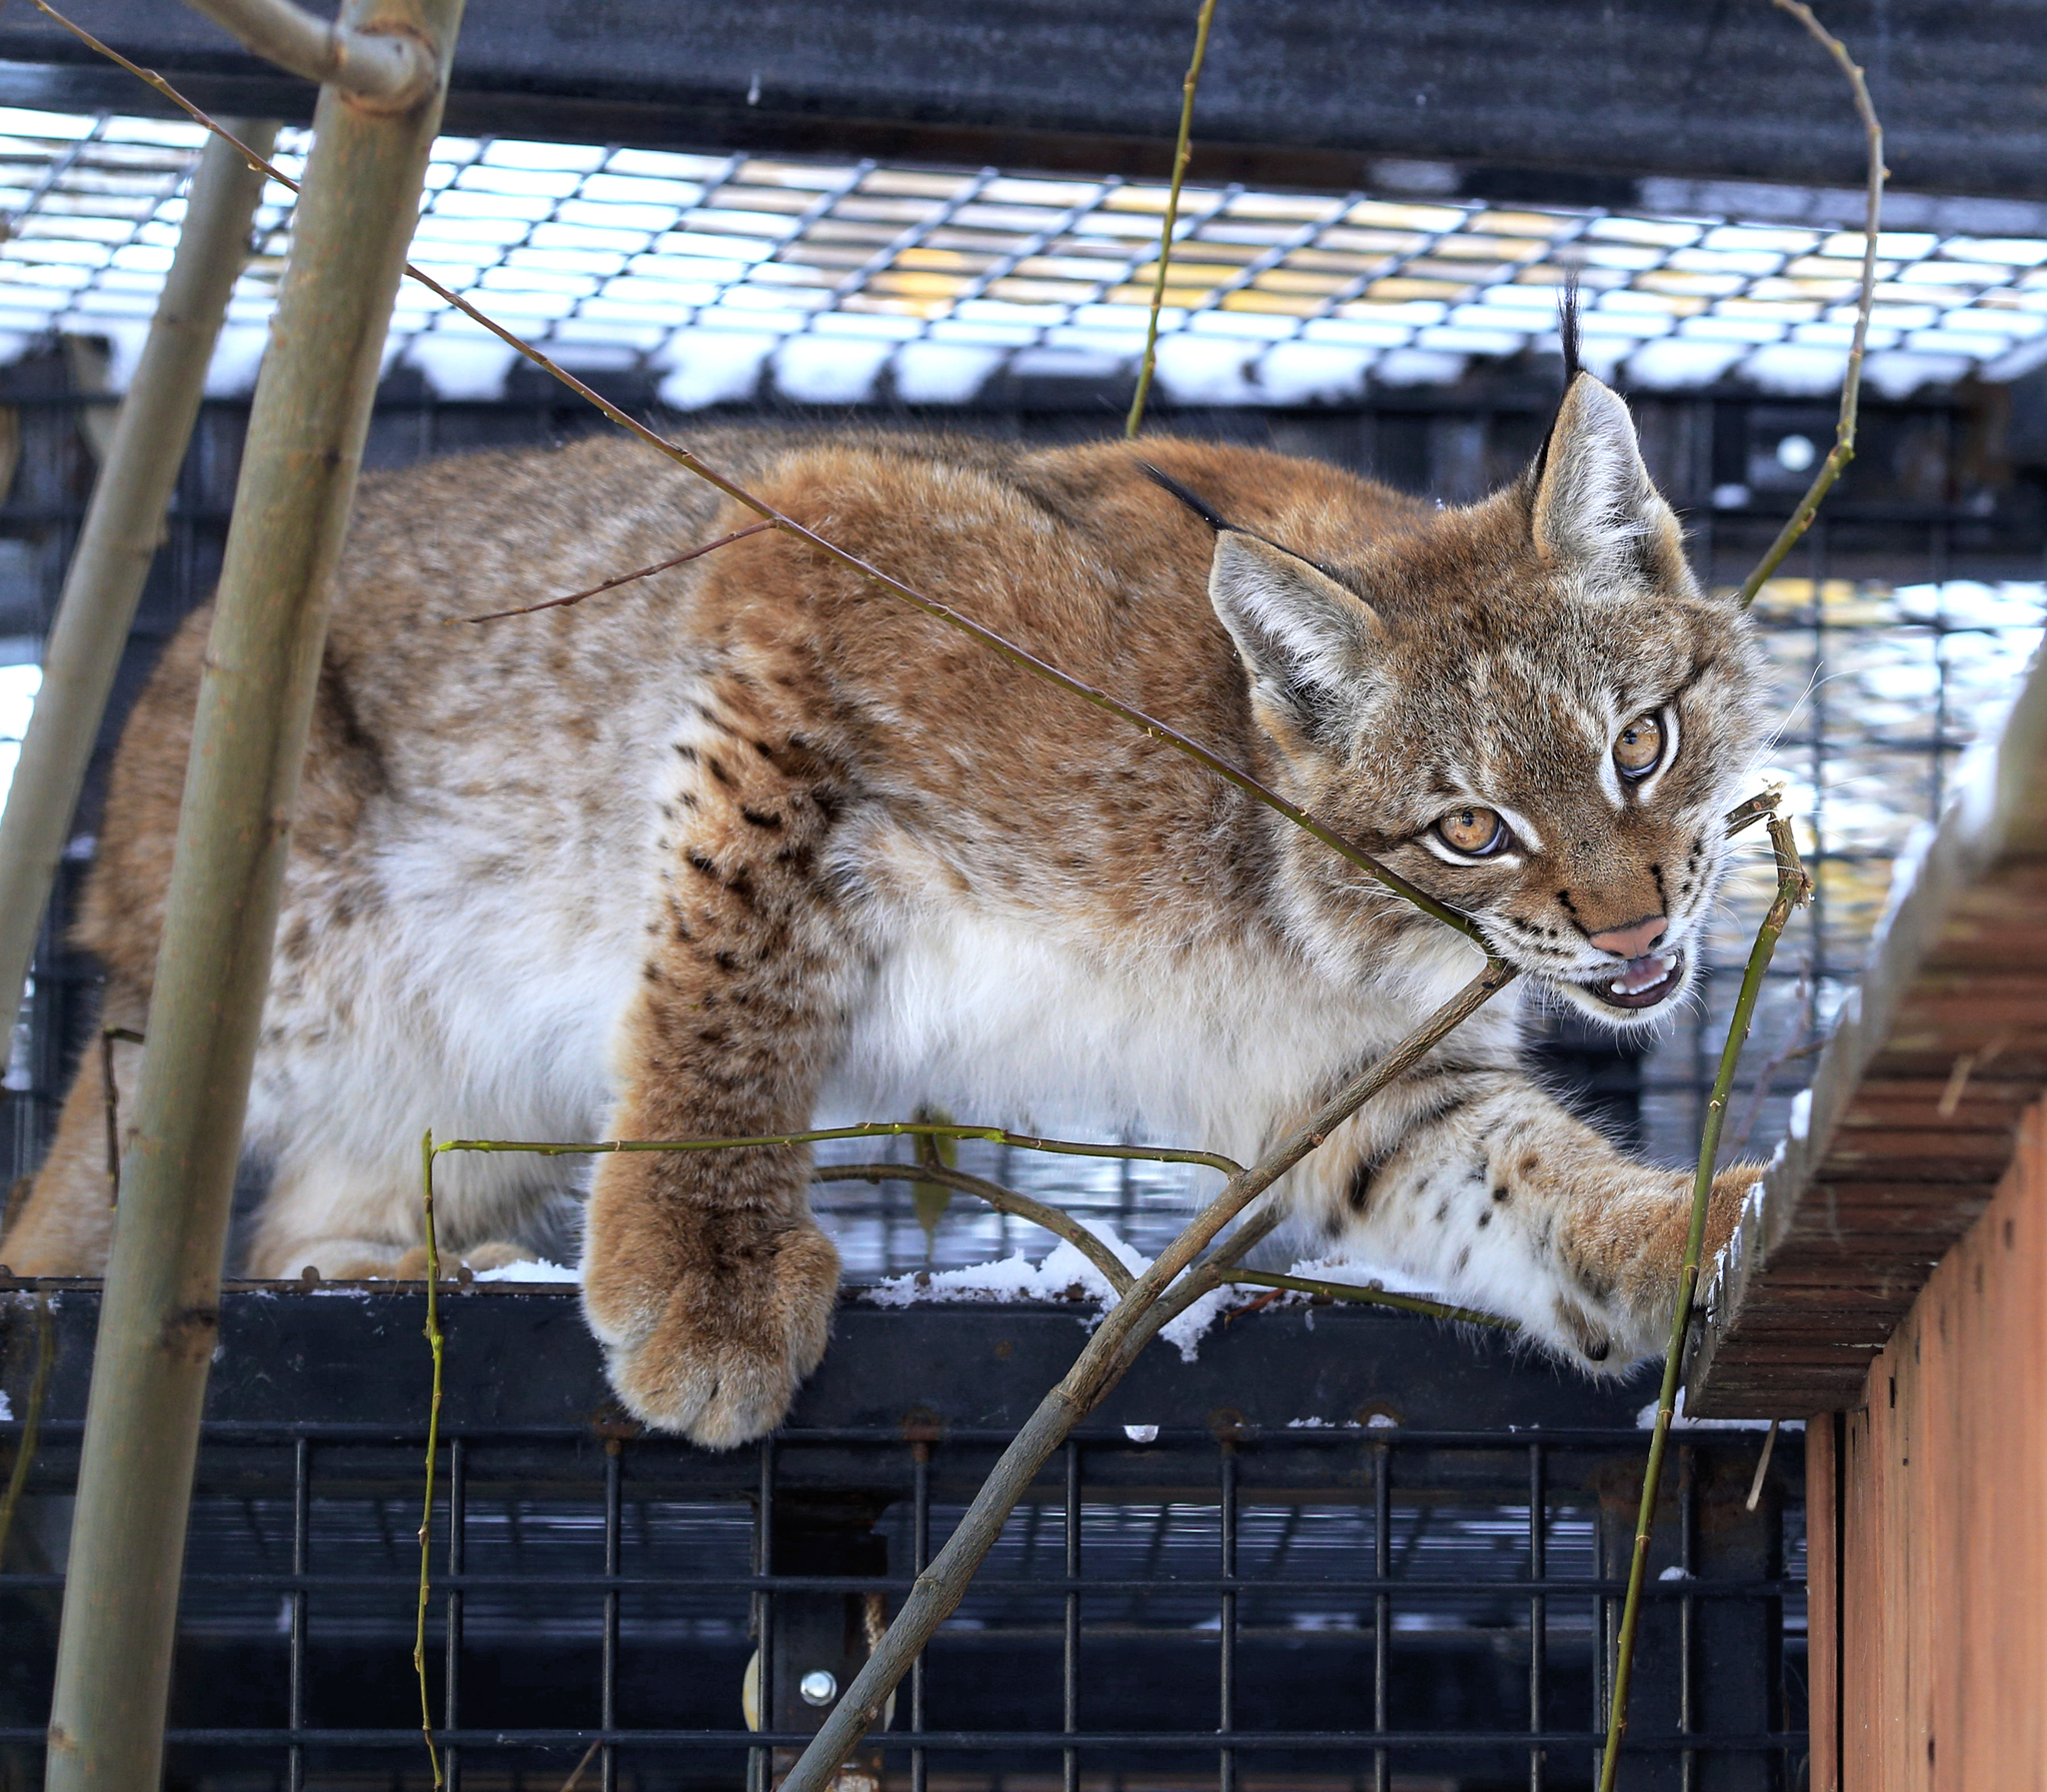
[1722,789,1781,837]
[1597,815,1810,1791]
[415,1130,446,1789]
[1736,0,1886,610]
[1125,0,1218,439]
[29,0,1482,946]
[435,1120,1242,1179]
[0,1293,54,1569]
[813,1161,1136,1294]
[1226,1269,1518,1329]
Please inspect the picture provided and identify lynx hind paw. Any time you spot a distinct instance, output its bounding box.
[584,1220,841,1450]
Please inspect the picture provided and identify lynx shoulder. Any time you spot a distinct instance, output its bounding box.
[3,375,1768,1447]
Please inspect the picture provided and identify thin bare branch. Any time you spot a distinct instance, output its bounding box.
[1125,0,1218,439]
[32,0,1483,944]
[0,1293,53,1569]
[415,1131,446,1789]
[1736,0,1887,610]
[556,1739,603,1792]
[1226,1269,1517,1329]
[1745,1418,1781,1512]
[1723,789,1781,836]
[26,1,281,176]
[1597,813,1810,1791]
[454,522,775,624]
[813,1161,1136,1294]
[435,1120,1242,1179]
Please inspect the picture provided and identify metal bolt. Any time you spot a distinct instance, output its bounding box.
[799,1669,838,1707]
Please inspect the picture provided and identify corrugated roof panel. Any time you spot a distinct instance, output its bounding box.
[0,109,2042,405]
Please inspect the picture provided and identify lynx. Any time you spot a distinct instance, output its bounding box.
[2,368,1766,1447]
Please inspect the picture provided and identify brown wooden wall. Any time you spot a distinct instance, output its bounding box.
[1806,1097,2047,1790]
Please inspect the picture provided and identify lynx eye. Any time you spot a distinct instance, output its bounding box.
[1613,713,1664,780]
[1434,806,1510,858]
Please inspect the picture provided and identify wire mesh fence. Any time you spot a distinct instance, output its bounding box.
[0,1287,1805,1792]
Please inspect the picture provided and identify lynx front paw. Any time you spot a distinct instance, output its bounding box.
[583,1211,841,1449]
[1575,1161,1763,1366]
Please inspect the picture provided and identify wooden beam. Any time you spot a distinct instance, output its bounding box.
[1688,629,2047,1418]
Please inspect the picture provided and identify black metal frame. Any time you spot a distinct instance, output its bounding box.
[0,1287,1803,1791]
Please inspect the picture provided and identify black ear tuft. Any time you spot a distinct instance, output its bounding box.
[1530,274,1585,488]
[1557,271,1582,388]
[1138,461,1236,534]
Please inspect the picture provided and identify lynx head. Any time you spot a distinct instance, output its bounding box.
[1172,373,1767,1028]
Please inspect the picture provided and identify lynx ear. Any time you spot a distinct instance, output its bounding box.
[1530,376,1684,588]
[1208,532,1385,733]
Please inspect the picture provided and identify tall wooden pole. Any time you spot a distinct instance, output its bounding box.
[0,122,276,1038]
[42,3,462,1784]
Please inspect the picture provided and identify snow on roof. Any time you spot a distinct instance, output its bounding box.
[5,107,2047,406]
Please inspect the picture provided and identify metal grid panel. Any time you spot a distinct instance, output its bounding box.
[0,1292,1805,1791]
[1,109,2046,409]
[1646,512,2047,1168]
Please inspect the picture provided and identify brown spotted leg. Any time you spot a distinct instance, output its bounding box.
[1331,1066,1752,1366]
[582,691,862,1448]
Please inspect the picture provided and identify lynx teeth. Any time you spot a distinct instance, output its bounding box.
[1608,951,1679,995]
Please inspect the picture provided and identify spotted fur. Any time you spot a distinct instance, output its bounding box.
[1,375,1767,1446]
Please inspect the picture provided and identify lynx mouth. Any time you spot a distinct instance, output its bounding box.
[1575,948,1686,1011]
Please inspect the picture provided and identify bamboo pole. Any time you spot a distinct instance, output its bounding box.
[0,122,276,1037]
[41,4,461,1785]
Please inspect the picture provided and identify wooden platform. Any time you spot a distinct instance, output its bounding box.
[1686,648,2047,1418]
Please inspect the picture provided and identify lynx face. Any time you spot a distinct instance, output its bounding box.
[1204,374,1769,1027]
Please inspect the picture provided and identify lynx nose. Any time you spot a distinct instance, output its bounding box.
[1589,915,1667,959]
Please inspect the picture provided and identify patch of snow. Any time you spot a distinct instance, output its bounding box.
[1150,335,1261,406]
[863,1225,1260,1363]
[1253,342,1369,405]
[1862,349,1974,398]
[1956,710,2024,843]
[1158,1283,1236,1361]
[894,342,1003,403]
[1659,1565,1691,1581]
[866,1226,1144,1311]
[0,1389,10,1421]
[1371,347,1469,388]
[1787,1088,1813,1141]
[655,328,777,408]
[1625,339,1748,389]
[773,334,893,404]
[1870,818,1937,956]
[1741,342,1850,395]
[1636,1389,1804,1431]
[1122,1424,1158,1443]
[204,323,272,397]
[406,335,518,400]
[471,1257,579,1284]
